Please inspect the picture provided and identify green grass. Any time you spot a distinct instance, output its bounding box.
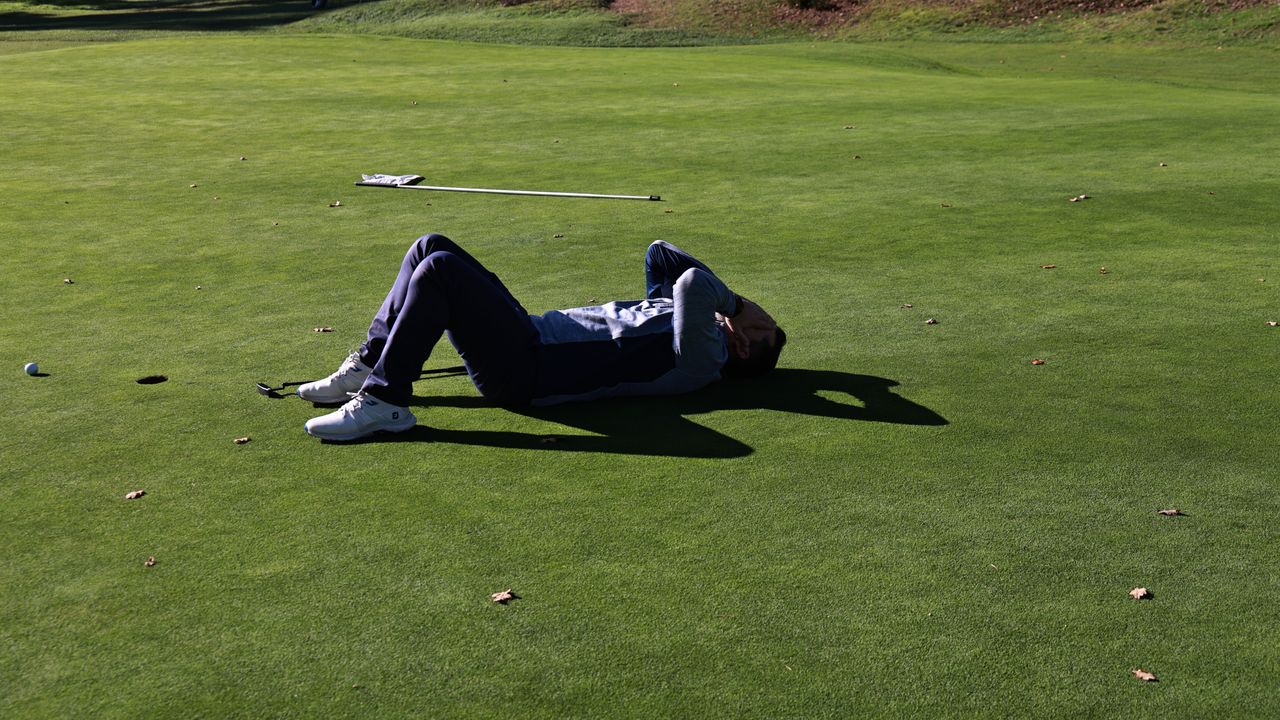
[3,0,1279,47]
[2,25,1279,720]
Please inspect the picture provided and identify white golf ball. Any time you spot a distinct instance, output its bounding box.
[24,362,39,376]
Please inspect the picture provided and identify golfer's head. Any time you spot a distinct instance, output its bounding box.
[723,325,787,378]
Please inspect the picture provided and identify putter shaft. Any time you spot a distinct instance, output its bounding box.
[356,181,660,202]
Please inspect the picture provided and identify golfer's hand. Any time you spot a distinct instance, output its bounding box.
[724,298,776,359]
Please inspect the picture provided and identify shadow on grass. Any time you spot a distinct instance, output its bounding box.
[0,0,319,32]
[336,368,948,458]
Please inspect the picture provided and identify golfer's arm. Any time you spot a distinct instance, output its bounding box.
[672,268,737,375]
[646,240,718,300]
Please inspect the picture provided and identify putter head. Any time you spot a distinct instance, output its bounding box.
[255,382,284,399]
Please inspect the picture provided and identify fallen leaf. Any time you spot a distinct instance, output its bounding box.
[313,327,334,333]
[924,318,938,325]
[900,303,914,309]
[145,556,156,567]
[125,490,146,500]
[1129,587,1152,600]
[664,209,674,214]
[329,200,342,207]
[1156,508,1185,516]
[940,203,952,208]
[1040,264,1057,269]
[1031,359,1046,365]
[843,125,856,129]
[1131,668,1158,682]
[63,278,74,284]
[234,437,251,445]
[490,588,517,604]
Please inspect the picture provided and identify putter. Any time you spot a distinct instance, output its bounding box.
[256,381,302,399]
[254,366,466,399]
[356,173,660,201]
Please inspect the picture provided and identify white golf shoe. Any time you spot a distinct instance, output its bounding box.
[298,351,373,403]
[304,392,416,441]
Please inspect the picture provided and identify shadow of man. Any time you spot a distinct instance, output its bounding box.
[381,369,946,458]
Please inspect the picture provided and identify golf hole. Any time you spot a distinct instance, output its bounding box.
[136,375,168,385]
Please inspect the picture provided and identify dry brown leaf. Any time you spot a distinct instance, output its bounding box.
[924,318,937,325]
[124,490,146,500]
[145,556,156,567]
[313,327,334,333]
[234,437,251,445]
[1156,508,1185,516]
[490,588,517,604]
[1129,587,1152,600]
[1131,668,1158,682]
[1040,264,1057,269]
[1031,359,1046,365]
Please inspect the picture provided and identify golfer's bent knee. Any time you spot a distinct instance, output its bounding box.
[411,250,460,284]
[411,232,453,256]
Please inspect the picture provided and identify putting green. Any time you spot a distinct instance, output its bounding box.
[2,35,1278,717]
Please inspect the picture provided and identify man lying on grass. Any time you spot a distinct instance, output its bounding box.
[300,233,786,441]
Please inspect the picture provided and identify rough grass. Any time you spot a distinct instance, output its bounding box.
[2,32,1279,717]
[2,0,1278,46]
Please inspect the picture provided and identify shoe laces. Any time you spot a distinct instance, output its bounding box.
[336,349,365,378]
[341,391,376,417]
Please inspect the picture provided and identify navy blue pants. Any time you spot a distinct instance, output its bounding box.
[359,234,711,407]
[359,234,539,407]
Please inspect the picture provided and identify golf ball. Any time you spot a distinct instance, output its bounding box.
[24,362,38,376]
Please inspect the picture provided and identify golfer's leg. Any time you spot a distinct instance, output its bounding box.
[361,251,538,407]
[645,240,716,300]
[363,234,524,365]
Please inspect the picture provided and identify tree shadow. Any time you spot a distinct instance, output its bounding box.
[346,369,947,458]
[0,1,319,33]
